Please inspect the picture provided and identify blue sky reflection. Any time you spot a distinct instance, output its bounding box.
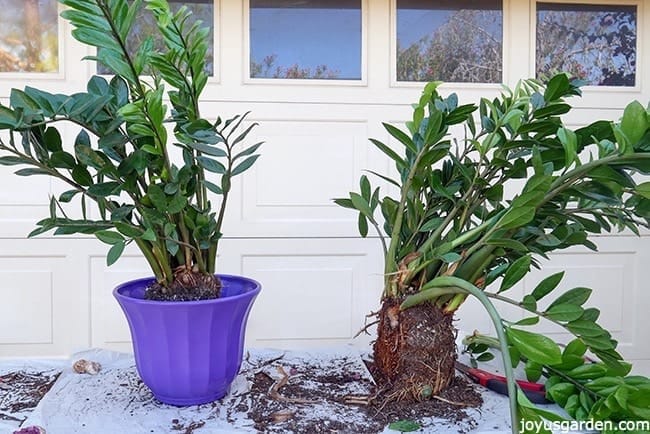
[250,1,361,80]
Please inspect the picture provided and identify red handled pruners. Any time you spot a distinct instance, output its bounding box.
[455,361,549,404]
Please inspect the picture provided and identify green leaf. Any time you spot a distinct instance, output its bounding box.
[106,241,125,266]
[506,327,562,365]
[533,103,571,119]
[515,316,540,326]
[197,156,226,174]
[72,165,93,186]
[620,100,648,145]
[419,217,444,232]
[59,190,79,203]
[231,154,260,176]
[50,151,76,169]
[439,252,462,263]
[141,144,162,155]
[14,168,51,176]
[580,334,615,351]
[566,363,608,381]
[167,194,187,214]
[0,156,31,166]
[350,192,373,219]
[147,184,167,211]
[369,138,406,169]
[43,127,63,152]
[233,142,263,161]
[499,206,535,229]
[547,382,576,407]
[545,304,584,322]
[203,180,223,195]
[557,127,577,167]
[114,222,141,238]
[74,131,105,168]
[358,213,368,237]
[563,339,587,358]
[521,294,537,311]
[548,287,592,310]
[185,141,227,157]
[141,228,157,242]
[499,255,531,292]
[88,181,120,197]
[531,272,564,301]
[476,352,495,362]
[566,320,607,338]
[544,74,570,101]
[580,308,600,322]
[486,238,528,252]
[10,88,40,111]
[388,420,420,432]
[635,181,650,199]
[95,230,125,245]
[360,175,371,200]
[525,360,543,382]
[383,123,417,154]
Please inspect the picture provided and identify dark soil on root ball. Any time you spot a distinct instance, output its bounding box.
[144,271,222,301]
[374,299,459,400]
[365,359,483,430]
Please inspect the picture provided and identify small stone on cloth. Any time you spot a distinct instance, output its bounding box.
[72,359,101,375]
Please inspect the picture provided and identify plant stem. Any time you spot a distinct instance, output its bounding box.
[485,292,570,330]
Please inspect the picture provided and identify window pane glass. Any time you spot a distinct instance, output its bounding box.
[0,0,58,73]
[396,0,502,83]
[98,1,214,76]
[250,0,362,80]
[536,3,636,87]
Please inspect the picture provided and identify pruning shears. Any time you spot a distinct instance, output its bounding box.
[455,361,550,404]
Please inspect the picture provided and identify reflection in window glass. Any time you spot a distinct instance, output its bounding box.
[396,0,502,83]
[250,0,362,80]
[98,1,214,76]
[0,0,58,73]
[536,3,636,87]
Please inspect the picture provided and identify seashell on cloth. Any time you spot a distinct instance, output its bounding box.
[72,359,102,375]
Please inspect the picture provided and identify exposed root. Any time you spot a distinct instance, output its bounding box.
[354,319,380,338]
[268,366,317,404]
[431,395,471,407]
[374,299,457,402]
[354,310,381,338]
[247,353,285,372]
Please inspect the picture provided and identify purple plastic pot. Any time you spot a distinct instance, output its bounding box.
[113,274,260,406]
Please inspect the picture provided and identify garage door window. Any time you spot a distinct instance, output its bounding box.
[536,2,637,87]
[97,0,215,76]
[396,0,503,83]
[249,0,362,80]
[0,0,58,73]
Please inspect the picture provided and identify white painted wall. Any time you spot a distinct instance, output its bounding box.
[1,0,649,375]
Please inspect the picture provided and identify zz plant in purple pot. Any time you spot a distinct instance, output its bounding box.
[0,0,260,299]
[337,76,650,432]
[0,0,262,405]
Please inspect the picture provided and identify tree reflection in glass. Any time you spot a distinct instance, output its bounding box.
[0,0,58,73]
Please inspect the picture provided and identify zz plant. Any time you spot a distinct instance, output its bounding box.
[337,74,650,433]
[0,0,260,300]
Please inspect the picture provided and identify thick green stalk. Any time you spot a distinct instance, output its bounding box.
[134,238,166,282]
[151,243,173,285]
[385,150,434,296]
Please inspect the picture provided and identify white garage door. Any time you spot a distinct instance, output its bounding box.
[1,0,649,375]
